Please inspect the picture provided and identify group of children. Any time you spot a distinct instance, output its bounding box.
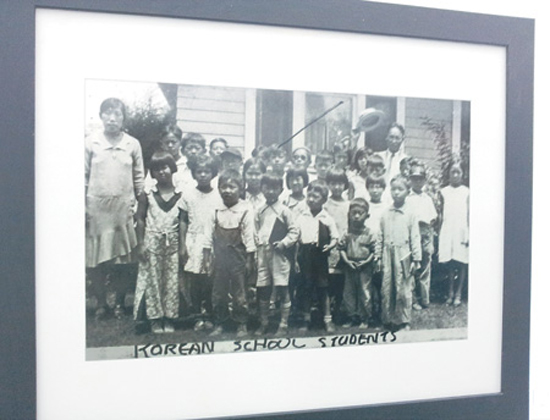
[86,97,469,337]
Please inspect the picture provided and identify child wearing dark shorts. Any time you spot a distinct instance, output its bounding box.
[295,181,339,333]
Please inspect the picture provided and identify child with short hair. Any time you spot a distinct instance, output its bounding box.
[365,174,387,231]
[348,148,371,200]
[179,132,207,188]
[439,162,469,306]
[254,174,299,336]
[203,170,256,337]
[377,175,422,331]
[243,158,267,211]
[282,166,309,320]
[399,156,414,178]
[313,150,335,184]
[407,163,438,310]
[333,142,352,172]
[209,137,228,183]
[259,145,288,177]
[209,137,228,159]
[283,166,309,217]
[367,154,386,179]
[295,181,339,332]
[145,124,187,192]
[133,152,182,333]
[220,148,243,173]
[179,154,222,331]
[270,147,289,177]
[324,168,350,324]
[364,174,388,324]
[242,158,267,318]
[339,198,377,328]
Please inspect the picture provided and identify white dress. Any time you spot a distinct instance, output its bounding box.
[438,185,469,264]
[179,187,223,273]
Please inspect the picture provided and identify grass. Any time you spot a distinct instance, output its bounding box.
[86,271,467,349]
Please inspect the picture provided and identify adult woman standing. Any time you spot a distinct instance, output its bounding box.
[85,97,145,319]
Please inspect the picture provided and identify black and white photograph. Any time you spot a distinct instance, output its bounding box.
[31,5,515,418]
[85,79,470,361]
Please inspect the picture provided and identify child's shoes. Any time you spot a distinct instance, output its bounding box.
[236,324,247,338]
[164,319,175,333]
[151,320,163,334]
[210,325,223,337]
[255,324,268,337]
[274,322,288,337]
[94,306,108,320]
[113,305,124,319]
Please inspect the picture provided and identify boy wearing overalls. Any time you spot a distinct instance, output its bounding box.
[203,170,256,337]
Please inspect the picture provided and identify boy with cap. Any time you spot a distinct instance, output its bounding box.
[220,147,244,173]
[406,162,438,310]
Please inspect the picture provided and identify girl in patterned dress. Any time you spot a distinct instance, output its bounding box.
[133,152,183,333]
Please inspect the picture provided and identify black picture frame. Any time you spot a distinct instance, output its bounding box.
[0,1,533,419]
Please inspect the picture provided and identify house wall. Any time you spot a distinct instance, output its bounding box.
[176,84,247,154]
[404,97,454,168]
[175,84,462,166]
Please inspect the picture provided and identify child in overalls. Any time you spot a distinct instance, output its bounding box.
[203,170,256,337]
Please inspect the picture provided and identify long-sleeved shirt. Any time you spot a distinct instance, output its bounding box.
[85,131,145,197]
[406,190,437,225]
[255,200,299,248]
[295,208,339,246]
[376,203,422,262]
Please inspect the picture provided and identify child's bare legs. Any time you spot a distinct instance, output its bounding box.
[111,263,137,318]
[453,262,467,306]
[446,262,456,305]
[446,261,466,306]
[255,286,271,336]
[319,287,335,333]
[88,265,108,318]
[275,286,290,335]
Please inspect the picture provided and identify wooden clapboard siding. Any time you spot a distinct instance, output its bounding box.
[178,97,246,114]
[181,109,245,125]
[404,97,453,169]
[182,121,245,137]
[176,84,247,151]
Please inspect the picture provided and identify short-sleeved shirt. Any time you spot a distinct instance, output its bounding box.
[203,200,256,253]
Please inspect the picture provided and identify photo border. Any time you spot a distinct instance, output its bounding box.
[0,1,533,419]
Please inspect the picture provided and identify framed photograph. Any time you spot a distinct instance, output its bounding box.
[0,1,533,419]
